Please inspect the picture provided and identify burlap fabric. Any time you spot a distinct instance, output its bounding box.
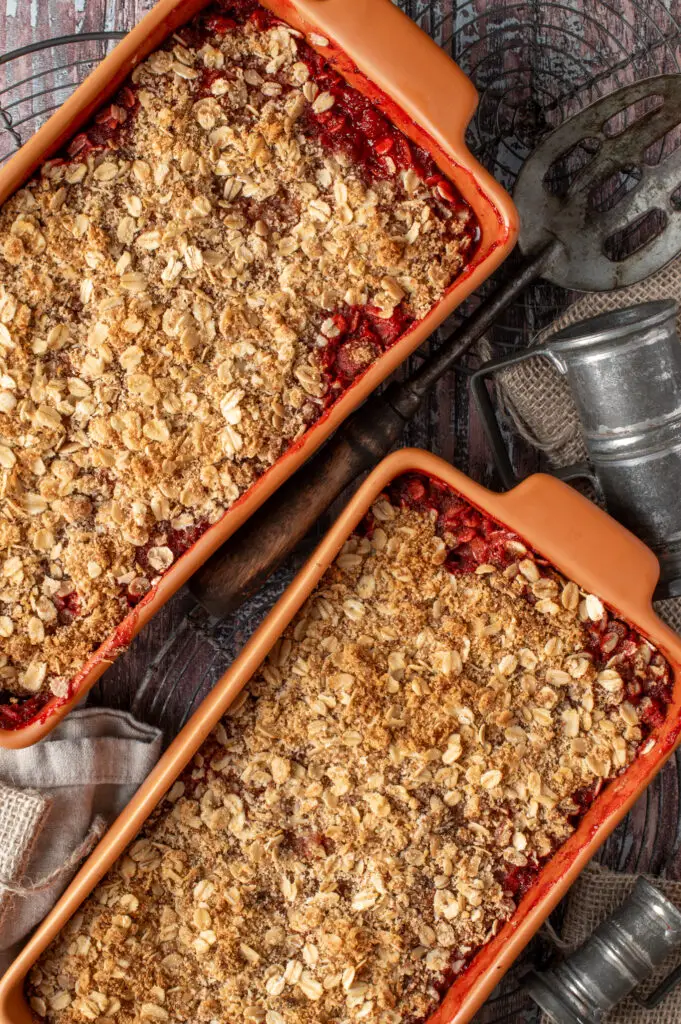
[484,257,681,632]
[492,350,587,468]
[0,784,49,932]
[539,863,681,1024]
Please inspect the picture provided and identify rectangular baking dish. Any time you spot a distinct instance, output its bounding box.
[0,0,517,749]
[1,448,680,1024]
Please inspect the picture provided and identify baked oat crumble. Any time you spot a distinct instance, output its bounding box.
[0,0,477,714]
[27,473,673,1024]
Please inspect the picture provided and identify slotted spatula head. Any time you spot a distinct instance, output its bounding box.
[514,74,681,290]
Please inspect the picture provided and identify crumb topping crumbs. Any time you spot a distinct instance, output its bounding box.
[0,6,476,706]
[27,480,672,1024]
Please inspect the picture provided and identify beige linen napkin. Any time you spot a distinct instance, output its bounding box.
[0,707,162,973]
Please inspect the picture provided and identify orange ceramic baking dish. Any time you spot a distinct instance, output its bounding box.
[0,0,517,749]
[1,448,680,1023]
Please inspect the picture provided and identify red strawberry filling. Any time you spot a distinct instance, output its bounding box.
[370,471,674,911]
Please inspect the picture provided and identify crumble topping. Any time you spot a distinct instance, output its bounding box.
[27,476,672,1024]
[0,3,477,706]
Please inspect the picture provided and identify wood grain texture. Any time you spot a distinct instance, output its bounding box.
[3,1,681,1018]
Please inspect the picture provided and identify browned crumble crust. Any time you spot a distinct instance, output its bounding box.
[28,499,661,1024]
[0,16,473,699]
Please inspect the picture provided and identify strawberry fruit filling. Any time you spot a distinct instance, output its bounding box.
[377,472,675,910]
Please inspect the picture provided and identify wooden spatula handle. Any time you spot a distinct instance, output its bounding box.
[188,392,410,617]
[190,243,562,619]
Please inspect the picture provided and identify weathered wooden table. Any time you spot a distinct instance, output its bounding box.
[2,1,681,1018]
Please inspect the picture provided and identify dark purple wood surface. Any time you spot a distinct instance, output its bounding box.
[3,1,681,1018]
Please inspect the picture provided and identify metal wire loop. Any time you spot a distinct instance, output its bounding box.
[0,32,124,160]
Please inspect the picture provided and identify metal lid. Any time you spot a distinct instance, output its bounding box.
[550,300,678,351]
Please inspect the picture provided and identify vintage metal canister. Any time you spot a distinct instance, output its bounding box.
[548,301,681,596]
[525,877,681,1023]
[472,300,681,597]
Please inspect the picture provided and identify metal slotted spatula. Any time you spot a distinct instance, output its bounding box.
[190,73,681,617]
[514,73,681,290]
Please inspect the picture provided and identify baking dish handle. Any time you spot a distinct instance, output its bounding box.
[494,472,661,609]
[295,0,479,137]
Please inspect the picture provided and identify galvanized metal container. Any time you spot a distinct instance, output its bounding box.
[525,877,681,1023]
[549,301,681,596]
[472,300,681,598]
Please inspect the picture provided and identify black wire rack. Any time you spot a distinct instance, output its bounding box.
[0,33,124,160]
